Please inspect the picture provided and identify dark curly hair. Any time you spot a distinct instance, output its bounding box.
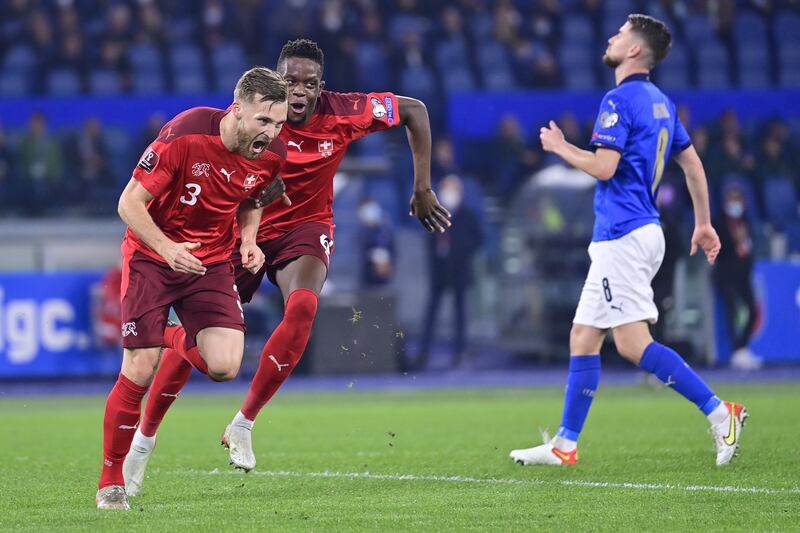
[277,38,324,73]
[627,14,672,67]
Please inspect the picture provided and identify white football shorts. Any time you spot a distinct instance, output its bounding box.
[573,223,665,329]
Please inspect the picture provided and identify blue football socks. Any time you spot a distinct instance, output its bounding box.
[556,355,601,443]
[639,342,721,415]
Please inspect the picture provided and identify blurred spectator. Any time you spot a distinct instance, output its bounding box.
[489,113,529,198]
[432,137,460,181]
[416,174,483,369]
[94,262,123,348]
[136,112,166,157]
[713,185,762,370]
[0,124,16,211]
[18,111,63,214]
[706,110,755,200]
[63,117,114,207]
[651,179,687,341]
[357,197,396,288]
[29,9,56,87]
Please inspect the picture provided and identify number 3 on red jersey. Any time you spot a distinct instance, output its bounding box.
[180,183,202,205]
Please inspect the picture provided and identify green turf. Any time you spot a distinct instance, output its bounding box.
[1,383,798,532]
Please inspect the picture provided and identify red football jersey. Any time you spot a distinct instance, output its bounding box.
[256,91,400,242]
[122,106,286,265]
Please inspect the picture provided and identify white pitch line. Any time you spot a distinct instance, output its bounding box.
[175,469,800,496]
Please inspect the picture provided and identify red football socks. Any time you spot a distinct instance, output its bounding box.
[99,374,148,489]
[163,324,210,376]
[240,288,318,421]
[140,348,193,437]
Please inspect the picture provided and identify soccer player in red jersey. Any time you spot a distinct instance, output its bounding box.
[96,67,290,510]
[124,39,451,489]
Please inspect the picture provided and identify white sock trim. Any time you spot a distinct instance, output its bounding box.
[131,427,156,451]
[232,410,254,429]
[707,402,729,426]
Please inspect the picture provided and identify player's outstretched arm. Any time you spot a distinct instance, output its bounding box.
[118,178,207,275]
[673,145,721,264]
[540,121,621,181]
[397,95,452,233]
[236,201,265,274]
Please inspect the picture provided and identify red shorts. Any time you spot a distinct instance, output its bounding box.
[120,252,245,349]
[232,221,334,303]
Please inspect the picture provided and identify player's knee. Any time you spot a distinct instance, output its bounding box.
[569,324,595,354]
[123,348,160,383]
[205,352,241,382]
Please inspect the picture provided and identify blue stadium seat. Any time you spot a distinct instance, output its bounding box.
[170,43,204,72]
[441,68,476,93]
[0,71,28,96]
[89,69,122,95]
[560,15,594,45]
[435,39,471,72]
[47,68,82,96]
[214,68,243,94]
[658,43,689,88]
[470,13,493,41]
[738,45,770,88]
[400,65,436,101]
[173,71,208,94]
[132,71,165,94]
[557,43,593,70]
[563,70,597,90]
[779,42,800,87]
[775,10,800,44]
[104,126,133,186]
[683,15,716,46]
[763,176,799,229]
[128,42,163,73]
[783,222,800,253]
[389,15,425,47]
[210,42,246,75]
[733,11,768,45]
[1,44,35,75]
[696,41,730,88]
[355,42,390,90]
[476,41,514,90]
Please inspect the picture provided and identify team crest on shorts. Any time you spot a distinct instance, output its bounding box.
[121,322,138,337]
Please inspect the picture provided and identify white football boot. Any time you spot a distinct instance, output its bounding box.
[510,431,578,466]
[711,401,748,466]
[221,424,256,471]
[96,485,130,510]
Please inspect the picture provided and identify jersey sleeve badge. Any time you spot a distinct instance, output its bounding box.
[137,147,160,173]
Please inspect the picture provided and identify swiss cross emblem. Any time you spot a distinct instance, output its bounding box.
[318,139,334,157]
[243,173,258,190]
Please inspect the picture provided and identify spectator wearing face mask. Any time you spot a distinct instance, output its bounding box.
[357,196,395,288]
[415,174,483,370]
[713,185,762,370]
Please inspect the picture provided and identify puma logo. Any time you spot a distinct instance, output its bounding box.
[269,355,290,371]
[664,375,676,387]
[160,392,179,398]
[287,140,304,152]
[118,424,138,430]
[220,167,236,182]
[610,301,624,313]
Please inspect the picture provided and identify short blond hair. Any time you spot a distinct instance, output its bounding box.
[234,67,288,104]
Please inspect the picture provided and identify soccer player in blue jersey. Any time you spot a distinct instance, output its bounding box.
[509,14,747,467]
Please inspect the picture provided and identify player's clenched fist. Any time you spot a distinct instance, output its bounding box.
[159,241,207,275]
[254,176,291,208]
[540,120,565,153]
[239,241,265,274]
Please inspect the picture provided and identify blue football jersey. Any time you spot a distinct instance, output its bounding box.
[588,73,691,242]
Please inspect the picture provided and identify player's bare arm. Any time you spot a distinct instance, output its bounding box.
[117,178,207,275]
[237,201,266,274]
[540,120,621,181]
[673,145,721,264]
[398,95,452,233]
[254,175,291,208]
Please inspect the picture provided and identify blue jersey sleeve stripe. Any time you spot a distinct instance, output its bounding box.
[674,141,692,154]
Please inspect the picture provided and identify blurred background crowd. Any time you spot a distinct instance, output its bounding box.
[1,0,799,377]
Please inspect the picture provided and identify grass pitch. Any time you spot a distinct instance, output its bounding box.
[1,383,798,531]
